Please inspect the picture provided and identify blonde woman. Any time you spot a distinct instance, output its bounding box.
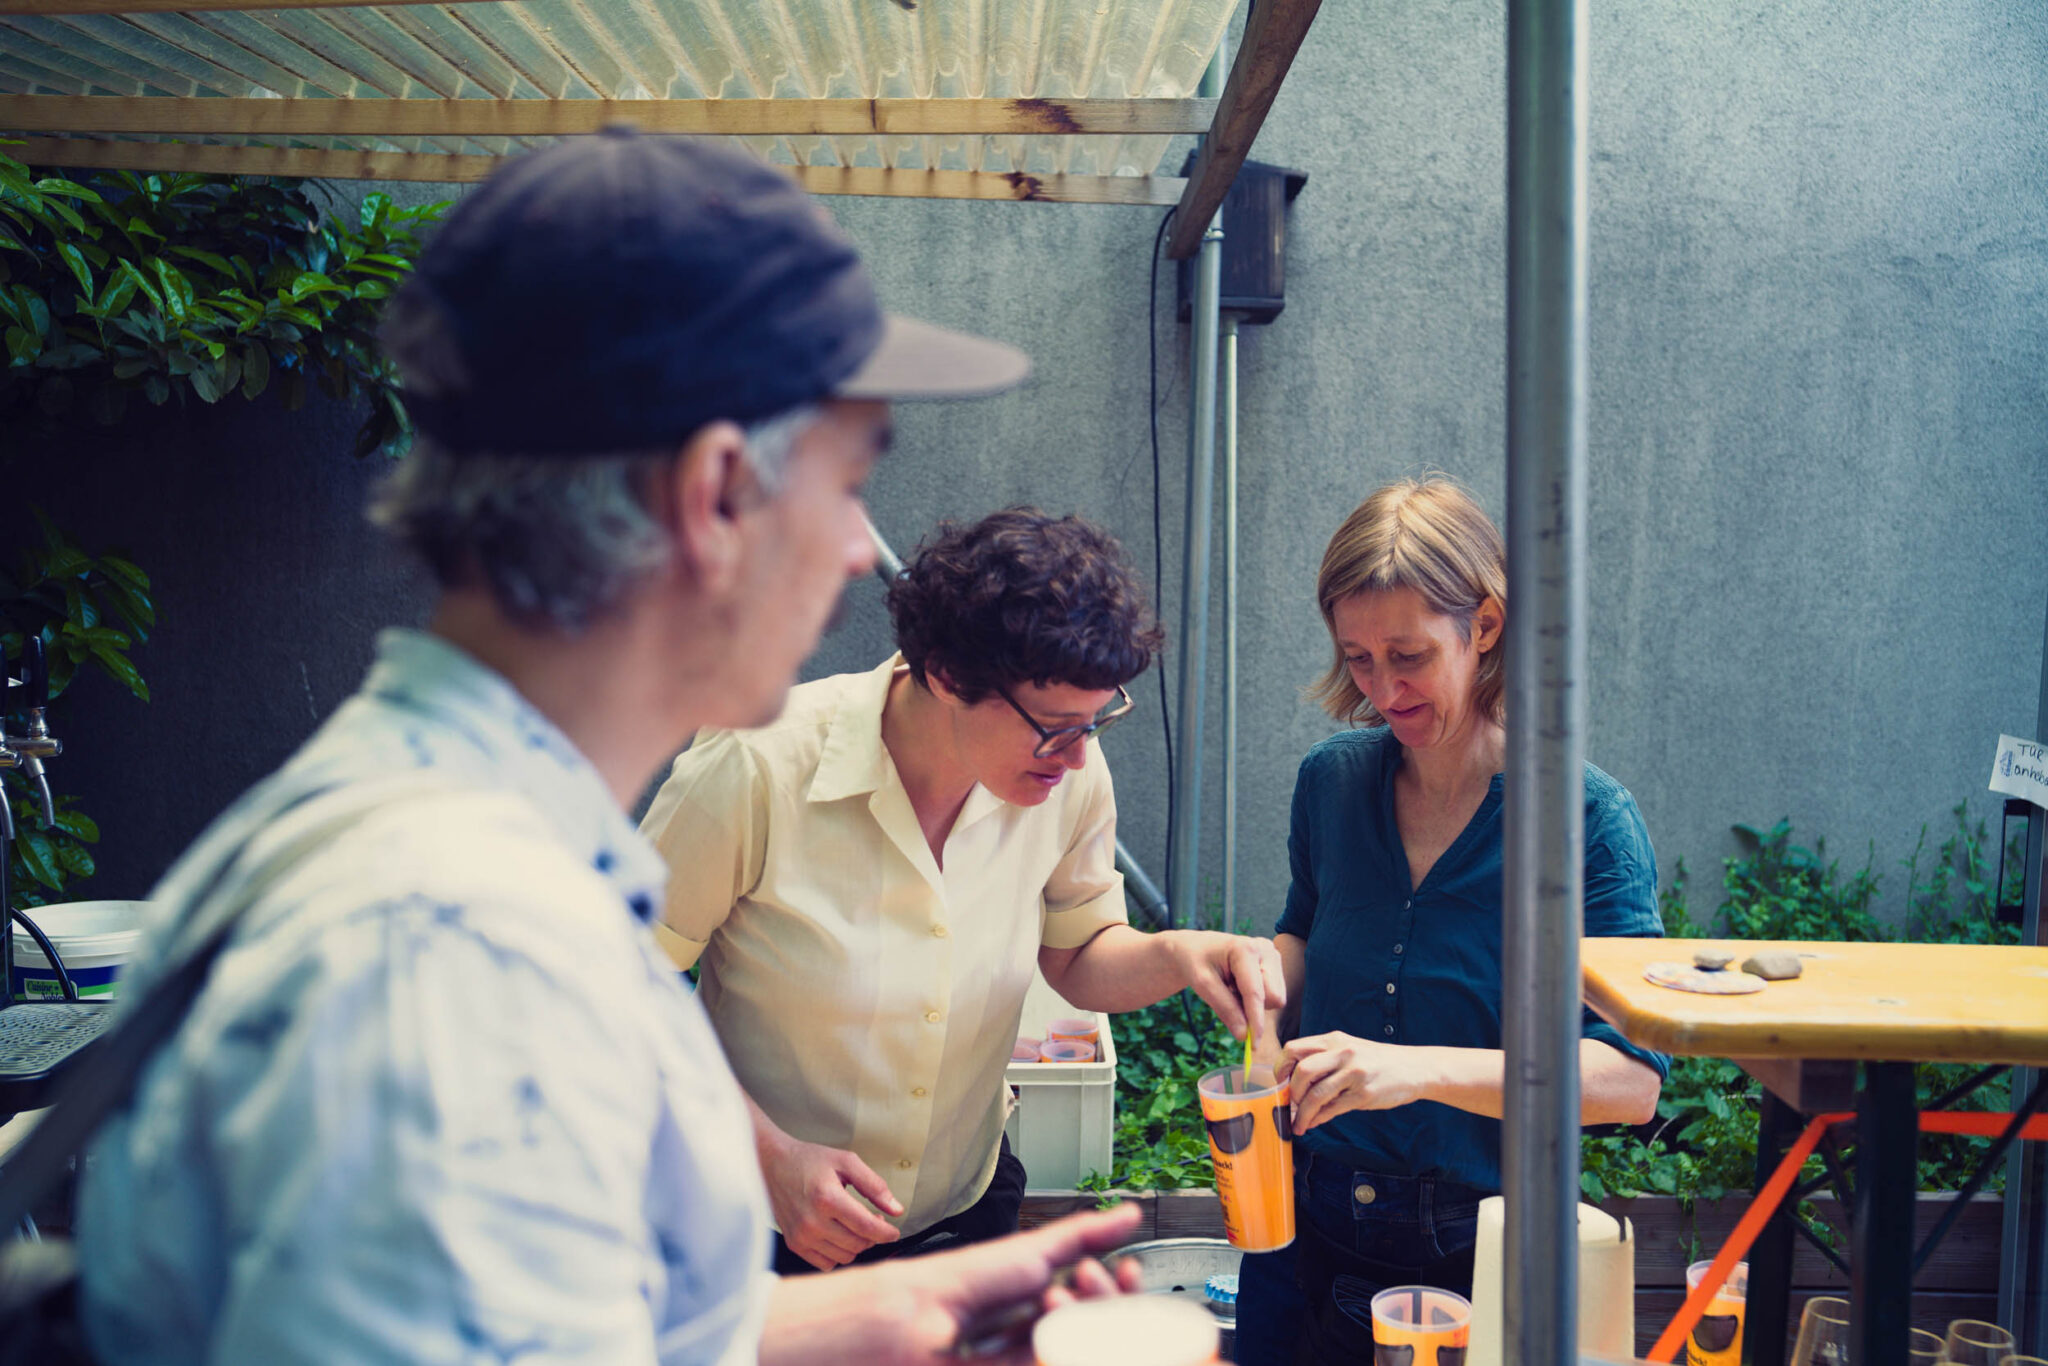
[1236,478,1670,1366]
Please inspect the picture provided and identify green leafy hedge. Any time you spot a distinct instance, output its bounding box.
[1,144,443,457]
[0,513,153,904]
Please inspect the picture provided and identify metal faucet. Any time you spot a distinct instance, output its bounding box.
[2,636,59,829]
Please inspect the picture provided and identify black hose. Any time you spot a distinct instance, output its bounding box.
[9,905,79,1003]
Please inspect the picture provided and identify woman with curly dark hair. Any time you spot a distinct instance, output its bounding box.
[642,507,1284,1274]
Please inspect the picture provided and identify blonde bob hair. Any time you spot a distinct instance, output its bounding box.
[1308,477,1507,727]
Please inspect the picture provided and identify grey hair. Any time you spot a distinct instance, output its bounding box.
[369,405,817,633]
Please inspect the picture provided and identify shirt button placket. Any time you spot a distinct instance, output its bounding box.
[1387,896,1413,1040]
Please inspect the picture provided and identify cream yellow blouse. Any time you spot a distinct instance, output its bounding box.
[640,655,1127,1236]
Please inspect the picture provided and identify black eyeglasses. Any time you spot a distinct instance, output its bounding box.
[993,684,1136,758]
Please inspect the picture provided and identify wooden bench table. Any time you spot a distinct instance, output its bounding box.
[1582,938,2048,1366]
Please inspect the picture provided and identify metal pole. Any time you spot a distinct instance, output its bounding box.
[1221,314,1240,936]
[1168,37,1229,931]
[1502,0,1587,1362]
[862,514,1173,931]
[2001,583,2048,1352]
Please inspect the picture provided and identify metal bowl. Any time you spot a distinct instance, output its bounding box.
[1112,1236,1241,1346]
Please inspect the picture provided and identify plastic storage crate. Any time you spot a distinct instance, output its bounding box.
[1003,972,1116,1188]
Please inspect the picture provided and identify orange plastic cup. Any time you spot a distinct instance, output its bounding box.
[1047,1016,1101,1050]
[1684,1260,1747,1366]
[1369,1285,1471,1366]
[1197,1064,1295,1251]
[1039,1040,1094,1063]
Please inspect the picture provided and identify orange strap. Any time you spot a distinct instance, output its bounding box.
[1917,1110,2048,1140]
[1647,1106,2048,1363]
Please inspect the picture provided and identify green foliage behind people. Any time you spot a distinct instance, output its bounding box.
[1,145,442,457]
[0,513,153,908]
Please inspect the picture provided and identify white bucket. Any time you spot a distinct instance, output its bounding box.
[8,900,150,1002]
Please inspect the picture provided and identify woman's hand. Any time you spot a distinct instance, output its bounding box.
[762,1134,905,1270]
[1277,1033,1441,1132]
[1171,931,1287,1040]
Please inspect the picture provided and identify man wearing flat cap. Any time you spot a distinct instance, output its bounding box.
[75,131,1137,1365]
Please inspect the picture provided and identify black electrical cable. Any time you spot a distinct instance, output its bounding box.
[1149,205,1177,932]
[1149,207,1203,1042]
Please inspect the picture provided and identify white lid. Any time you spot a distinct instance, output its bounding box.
[7,899,151,947]
[1033,1296,1218,1366]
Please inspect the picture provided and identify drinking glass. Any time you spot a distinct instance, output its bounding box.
[1791,1296,1848,1366]
[1947,1320,2017,1366]
[1906,1327,1944,1362]
[1995,1356,2048,1366]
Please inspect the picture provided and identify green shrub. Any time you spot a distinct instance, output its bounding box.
[1,144,442,457]
[0,512,153,905]
[1092,994,1237,1192]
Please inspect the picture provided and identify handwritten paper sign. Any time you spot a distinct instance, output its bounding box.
[1991,734,2048,809]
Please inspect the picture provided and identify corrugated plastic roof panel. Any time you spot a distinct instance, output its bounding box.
[0,0,1239,176]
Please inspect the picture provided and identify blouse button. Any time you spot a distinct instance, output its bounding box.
[925,1010,942,1023]
[1393,943,1404,955]
[1354,1183,1378,1205]
[897,1159,914,1170]
[1385,983,1397,995]
[932,925,949,938]
[1383,1025,1395,1037]
[912,1087,928,1098]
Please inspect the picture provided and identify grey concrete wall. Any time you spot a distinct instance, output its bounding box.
[816,0,2048,933]
[12,0,2046,931]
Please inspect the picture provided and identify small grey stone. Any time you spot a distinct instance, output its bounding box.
[1692,950,1736,971]
[1742,952,1804,981]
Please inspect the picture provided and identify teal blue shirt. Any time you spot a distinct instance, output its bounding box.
[1274,727,1671,1192]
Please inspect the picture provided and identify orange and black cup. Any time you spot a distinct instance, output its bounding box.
[1197,1065,1295,1251]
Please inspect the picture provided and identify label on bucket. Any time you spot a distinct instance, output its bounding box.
[10,963,121,1002]
[19,976,114,1000]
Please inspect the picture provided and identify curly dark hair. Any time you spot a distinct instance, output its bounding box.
[887,508,1164,704]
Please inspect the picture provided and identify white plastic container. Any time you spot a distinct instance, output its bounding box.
[1467,1195,1635,1366]
[1003,971,1116,1188]
[8,900,150,1002]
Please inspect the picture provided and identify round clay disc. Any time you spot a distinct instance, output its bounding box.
[1644,961,1768,995]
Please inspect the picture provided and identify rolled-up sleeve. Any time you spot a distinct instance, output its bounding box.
[1274,750,1322,942]
[1581,787,1672,1080]
[639,731,768,971]
[1040,742,1129,950]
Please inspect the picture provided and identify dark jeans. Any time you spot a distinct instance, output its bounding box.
[1235,1150,1488,1366]
[771,1134,1027,1276]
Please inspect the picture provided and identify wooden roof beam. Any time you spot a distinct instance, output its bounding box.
[0,0,509,14]
[11,137,1188,205]
[1167,0,1323,260]
[0,95,1215,139]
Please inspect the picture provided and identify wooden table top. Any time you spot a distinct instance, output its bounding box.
[1580,938,2048,1065]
